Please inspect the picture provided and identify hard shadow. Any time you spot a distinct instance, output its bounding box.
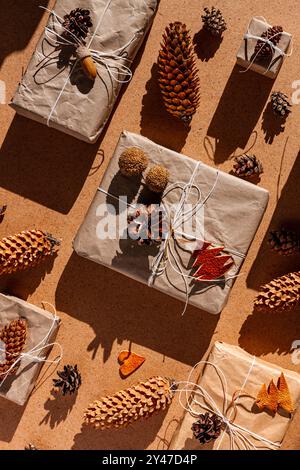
[247,151,300,291]
[72,409,168,450]
[239,306,300,356]
[193,29,223,61]
[140,63,190,152]
[40,389,78,429]
[261,102,288,144]
[0,253,58,300]
[0,0,49,67]
[206,65,273,163]
[0,399,25,442]
[0,116,99,214]
[55,252,219,365]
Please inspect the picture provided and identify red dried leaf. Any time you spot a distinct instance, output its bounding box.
[192,242,234,281]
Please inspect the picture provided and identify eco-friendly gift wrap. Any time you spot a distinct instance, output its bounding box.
[10,0,158,143]
[236,17,292,79]
[170,341,300,450]
[73,131,269,314]
[0,294,61,406]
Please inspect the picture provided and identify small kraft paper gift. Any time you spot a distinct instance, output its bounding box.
[0,294,61,406]
[170,341,300,450]
[236,17,292,79]
[73,131,269,315]
[10,0,158,143]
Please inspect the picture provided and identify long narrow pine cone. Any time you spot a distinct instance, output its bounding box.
[269,228,300,256]
[0,319,27,376]
[84,376,176,429]
[254,25,283,59]
[0,230,60,276]
[158,22,200,125]
[254,271,300,312]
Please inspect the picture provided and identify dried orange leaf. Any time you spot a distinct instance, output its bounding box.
[255,380,278,413]
[277,373,294,414]
[118,351,145,378]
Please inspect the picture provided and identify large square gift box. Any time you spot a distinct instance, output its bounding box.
[73,131,269,314]
[170,342,300,450]
[236,17,292,79]
[0,294,60,406]
[10,0,158,143]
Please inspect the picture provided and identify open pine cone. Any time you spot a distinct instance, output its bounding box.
[270,92,291,118]
[233,154,263,179]
[192,412,223,444]
[254,25,283,59]
[201,7,227,36]
[62,8,93,44]
[269,228,300,256]
[127,205,168,246]
[254,271,300,312]
[53,365,81,395]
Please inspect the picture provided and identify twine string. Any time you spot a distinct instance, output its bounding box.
[173,359,281,450]
[0,302,62,389]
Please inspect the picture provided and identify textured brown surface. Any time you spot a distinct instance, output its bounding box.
[0,0,300,450]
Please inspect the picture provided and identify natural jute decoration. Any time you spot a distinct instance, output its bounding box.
[158,22,200,125]
[254,271,300,311]
[84,376,176,429]
[0,230,60,276]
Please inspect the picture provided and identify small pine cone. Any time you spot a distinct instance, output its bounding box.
[127,205,168,246]
[269,228,300,256]
[254,271,300,312]
[0,230,60,276]
[158,22,200,125]
[192,412,223,444]
[63,8,93,44]
[201,7,227,36]
[84,376,175,430]
[53,365,81,395]
[233,154,263,178]
[0,319,27,376]
[254,25,283,59]
[25,444,38,451]
[271,92,291,118]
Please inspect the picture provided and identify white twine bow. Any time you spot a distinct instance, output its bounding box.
[241,16,293,74]
[98,162,245,315]
[173,359,282,450]
[0,302,63,389]
[38,1,142,125]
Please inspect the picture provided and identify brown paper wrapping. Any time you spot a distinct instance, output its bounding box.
[236,17,292,79]
[0,294,60,406]
[10,0,158,143]
[73,131,269,314]
[170,342,300,450]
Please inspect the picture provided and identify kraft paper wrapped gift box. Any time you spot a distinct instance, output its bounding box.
[73,131,269,314]
[170,341,300,450]
[0,294,60,406]
[10,0,158,143]
[236,17,292,79]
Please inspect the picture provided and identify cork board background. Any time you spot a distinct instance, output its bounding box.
[0,0,300,450]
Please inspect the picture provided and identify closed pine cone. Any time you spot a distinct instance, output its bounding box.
[84,376,175,429]
[158,22,200,125]
[271,91,291,118]
[269,228,300,256]
[254,25,283,59]
[0,319,27,376]
[0,230,60,276]
[254,271,300,312]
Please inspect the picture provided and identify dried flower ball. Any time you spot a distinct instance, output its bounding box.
[118,147,149,177]
[145,165,169,193]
